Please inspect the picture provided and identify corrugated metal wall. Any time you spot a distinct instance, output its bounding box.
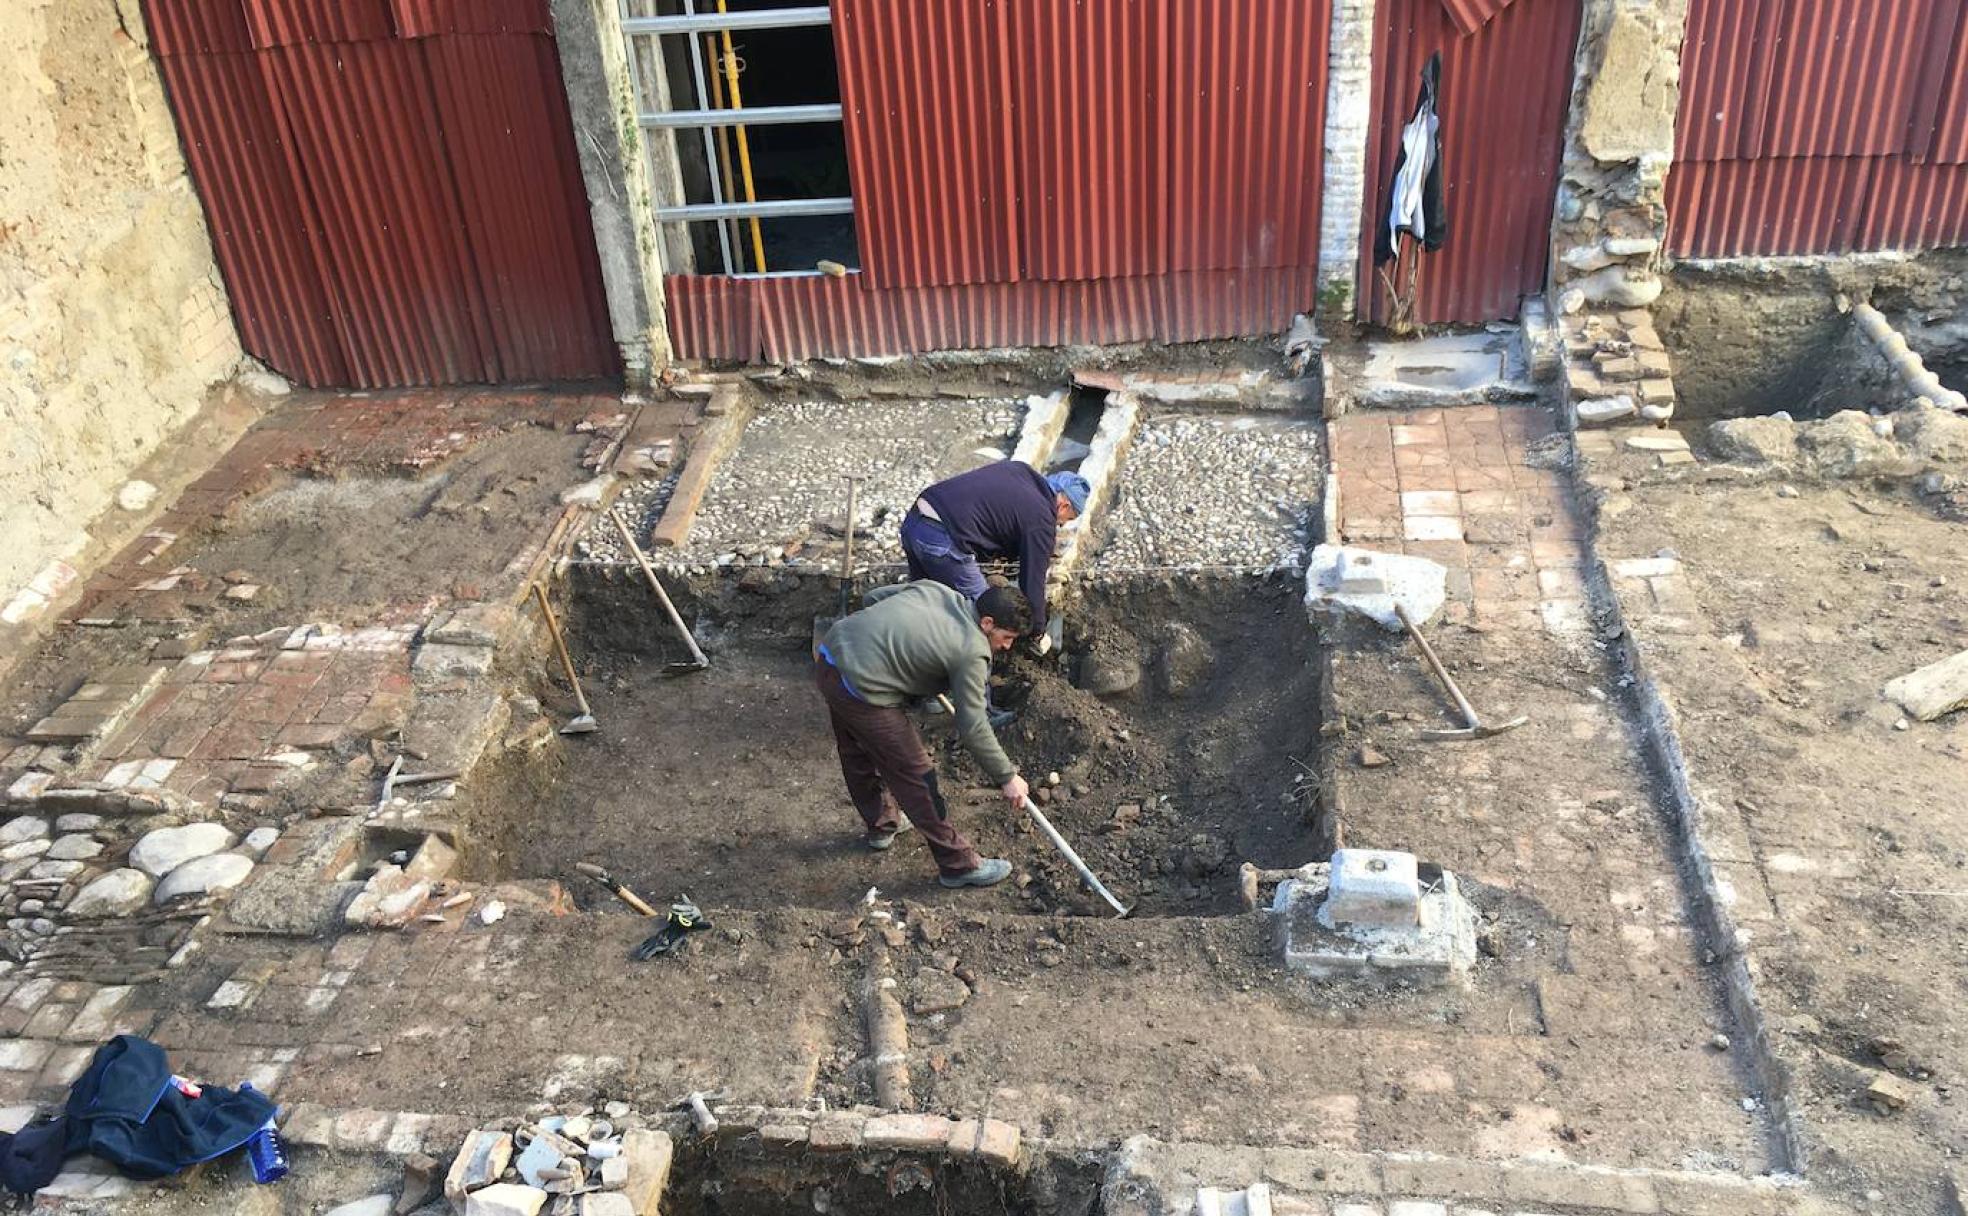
[1358,0,1581,325]
[670,0,1331,362]
[1669,0,1968,257]
[147,0,618,388]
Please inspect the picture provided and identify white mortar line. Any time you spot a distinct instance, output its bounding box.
[1565,458,1812,1175]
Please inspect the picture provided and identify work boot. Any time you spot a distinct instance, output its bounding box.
[939,858,1012,889]
[866,821,911,851]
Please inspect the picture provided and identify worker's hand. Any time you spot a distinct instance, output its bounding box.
[1032,629,1054,656]
[999,774,1029,810]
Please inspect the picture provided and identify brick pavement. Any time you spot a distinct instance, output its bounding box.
[1329,405,1589,634]
[57,388,640,627]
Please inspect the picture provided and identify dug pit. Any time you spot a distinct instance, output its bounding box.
[468,574,1327,920]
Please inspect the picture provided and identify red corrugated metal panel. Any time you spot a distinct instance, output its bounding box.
[1675,0,1780,161]
[243,0,394,47]
[152,49,349,383]
[1167,0,1330,272]
[1008,0,1168,281]
[421,36,618,380]
[391,0,551,37]
[1665,157,1877,257]
[145,0,254,56]
[1440,0,1519,38]
[1360,0,1580,324]
[833,0,1023,288]
[673,267,1320,363]
[666,276,760,363]
[1860,159,1968,249]
[1920,3,1968,163]
[262,40,498,385]
[1753,0,1936,159]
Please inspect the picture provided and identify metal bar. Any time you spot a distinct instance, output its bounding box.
[679,0,734,275]
[622,7,831,35]
[715,0,768,272]
[654,197,854,222]
[639,104,844,130]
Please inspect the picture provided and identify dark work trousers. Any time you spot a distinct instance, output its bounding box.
[814,659,983,877]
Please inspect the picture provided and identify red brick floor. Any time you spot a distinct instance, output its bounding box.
[60,389,632,626]
[1330,405,1589,635]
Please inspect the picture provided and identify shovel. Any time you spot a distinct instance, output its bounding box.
[811,475,863,657]
[609,508,709,675]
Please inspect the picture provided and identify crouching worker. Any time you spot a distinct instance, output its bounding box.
[814,581,1033,888]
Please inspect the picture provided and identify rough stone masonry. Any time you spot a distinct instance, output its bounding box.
[0,0,244,620]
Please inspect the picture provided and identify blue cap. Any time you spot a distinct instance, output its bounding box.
[1046,471,1091,516]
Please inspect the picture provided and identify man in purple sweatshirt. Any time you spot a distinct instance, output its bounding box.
[899,460,1088,728]
[900,461,1088,638]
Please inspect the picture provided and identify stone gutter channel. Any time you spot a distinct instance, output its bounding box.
[1560,436,1810,1177]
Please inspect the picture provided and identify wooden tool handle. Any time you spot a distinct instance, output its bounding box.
[531,582,593,716]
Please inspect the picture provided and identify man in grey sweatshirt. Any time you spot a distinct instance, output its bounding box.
[813,581,1032,888]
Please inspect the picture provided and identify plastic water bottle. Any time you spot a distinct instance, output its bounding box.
[237,1083,288,1184]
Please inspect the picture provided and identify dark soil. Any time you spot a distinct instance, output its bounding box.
[664,1140,1059,1216]
[475,577,1327,919]
[0,426,590,734]
[176,425,589,631]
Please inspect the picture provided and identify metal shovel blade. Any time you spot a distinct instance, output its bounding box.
[560,714,599,736]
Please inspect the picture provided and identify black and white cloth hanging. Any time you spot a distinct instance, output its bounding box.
[1376,51,1448,266]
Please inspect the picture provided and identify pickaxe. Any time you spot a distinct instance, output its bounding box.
[1394,603,1528,742]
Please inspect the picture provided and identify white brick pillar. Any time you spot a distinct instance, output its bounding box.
[1317,0,1376,321]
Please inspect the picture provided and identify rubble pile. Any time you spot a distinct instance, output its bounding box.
[1562,309,1677,427]
[440,1107,672,1216]
[1708,402,1968,478]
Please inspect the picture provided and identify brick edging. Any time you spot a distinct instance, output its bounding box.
[1562,440,1812,1176]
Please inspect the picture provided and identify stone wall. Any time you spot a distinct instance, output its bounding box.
[1548,0,1688,315]
[0,0,242,620]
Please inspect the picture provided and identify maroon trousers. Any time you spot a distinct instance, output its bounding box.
[814,659,982,877]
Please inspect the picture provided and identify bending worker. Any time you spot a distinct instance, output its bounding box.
[901,461,1089,643]
[814,581,1033,889]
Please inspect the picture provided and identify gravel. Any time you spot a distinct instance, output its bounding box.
[576,398,1023,570]
[1092,412,1323,573]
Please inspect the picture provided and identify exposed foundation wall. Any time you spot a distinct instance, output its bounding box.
[1657,250,1968,419]
[1548,0,1687,316]
[0,0,242,614]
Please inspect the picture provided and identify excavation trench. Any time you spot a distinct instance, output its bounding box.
[470,569,1328,920]
[659,1137,1102,1216]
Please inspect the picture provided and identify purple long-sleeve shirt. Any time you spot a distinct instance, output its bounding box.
[918,460,1058,629]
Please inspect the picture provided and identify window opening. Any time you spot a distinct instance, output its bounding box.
[621,0,859,277]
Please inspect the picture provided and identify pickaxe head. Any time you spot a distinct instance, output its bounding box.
[1421,714,1529,742]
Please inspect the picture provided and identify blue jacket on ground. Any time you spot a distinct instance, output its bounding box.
[918,460,1059,628]
[64,1035,276,1180]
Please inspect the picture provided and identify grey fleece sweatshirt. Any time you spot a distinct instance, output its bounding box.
[821,581,1015,784]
